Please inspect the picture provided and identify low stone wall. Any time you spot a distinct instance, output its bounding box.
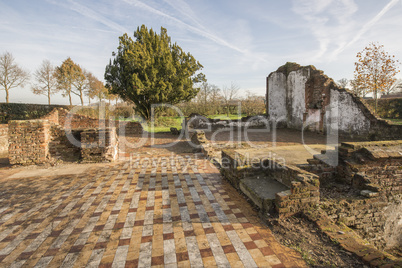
[81,128,118,163]
[8,107,142,165]
[48,125,82,162]
[221,149,320,218]
[42,108,142,135]
[304,140,402,250]
[8,120,50,165]
[0,124,8,153]
[321,196,399,250]
[267,162,320,218]
[305,209,401,267]
[185,114,268,131]
[116,121,143,136]
[0,103,69,124]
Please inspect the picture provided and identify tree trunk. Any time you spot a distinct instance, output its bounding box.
[68,91,72,106]
[48,91,51,105]
[80,91,84,106]
[374,87,378,113]
[5,88,9,103]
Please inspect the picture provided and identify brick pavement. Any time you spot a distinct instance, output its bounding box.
[0,134,306,267]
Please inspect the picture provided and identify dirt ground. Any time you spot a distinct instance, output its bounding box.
[266,215,368,268]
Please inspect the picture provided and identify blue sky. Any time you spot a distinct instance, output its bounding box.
[1,0,401,105]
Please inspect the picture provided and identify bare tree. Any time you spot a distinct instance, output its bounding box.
[85,71,108,103]
[242,90,265,116]
[385,78,402,95]
[221,82,240,116]
[194,82,220,114]
[71,66,87,106]
[31,60,57,105]
[337,78,349,89]
[0,52,29,103]
[350,79,368,98]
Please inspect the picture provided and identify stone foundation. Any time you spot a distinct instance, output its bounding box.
[7,107,141,165]
[0,124,8,153]
[311,141,402,250]
[81,128,118,163]
[8,120,51,165]
[221,149,320,218]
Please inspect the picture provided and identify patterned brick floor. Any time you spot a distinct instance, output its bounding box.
[0,139,306,267]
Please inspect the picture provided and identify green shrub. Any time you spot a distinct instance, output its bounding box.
[364,98,402,119]
[0,103,69,123]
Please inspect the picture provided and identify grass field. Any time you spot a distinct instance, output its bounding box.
[387,118,402,125]
[137,114,247,133]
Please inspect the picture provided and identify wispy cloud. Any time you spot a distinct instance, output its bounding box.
[122,0,248,54]
[291,0,359,61]
[46,0,129,34]
[330,0,401,59]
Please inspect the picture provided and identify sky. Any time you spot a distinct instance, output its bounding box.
[1,0,401,105]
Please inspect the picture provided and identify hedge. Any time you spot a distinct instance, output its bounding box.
[364,98,402,119]
[0,103,70,124]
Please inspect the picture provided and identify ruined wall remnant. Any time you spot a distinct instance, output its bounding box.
[7,108,142,165]
[185,114,268,131]
[221,150,320,218]
[266,62,402,140]
[0,124,8,153]
[81,128,118,163]
[306,140,402,250]
[8,120,51,165]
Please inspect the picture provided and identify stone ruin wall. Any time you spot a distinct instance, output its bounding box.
[302,140,402,250]
[218,139,402,253]
[0,124,8,153]
[7,108,142,165]
[8,120,51,165]
[266,62,402,140]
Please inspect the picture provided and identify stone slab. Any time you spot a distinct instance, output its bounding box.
[240,176,289,209]
[234,144,335,165]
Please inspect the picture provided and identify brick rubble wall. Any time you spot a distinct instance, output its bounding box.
[0,124,8,153]
[48,124,82,162]
[221,149,320,218]
[321,196,400,250]
[264,161,320,218]
[8,120,50,165]
[7,108,141,165]
[266,62,402,140]
[81,128,118,163]
[313,140,402,250]
[45,108,142,134]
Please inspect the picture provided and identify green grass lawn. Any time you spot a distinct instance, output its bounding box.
[132,114,247,133]
[209,114,246,120]
[142,116,184,133]
[387,118,402,125]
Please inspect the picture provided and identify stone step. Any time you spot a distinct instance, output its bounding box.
[313,153,339,166]
[239,175,289,212]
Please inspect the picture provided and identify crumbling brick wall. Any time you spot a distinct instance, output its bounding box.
[267,163,320,218]
[42,108,142,135]
[81,128,118,162]
[308,141,402,250]
[0,124,8,153]
[221,149,320,218]
[8,120,51,165]
[8,107,140,165]
[48,124,82,162]
[266,62,402,140]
